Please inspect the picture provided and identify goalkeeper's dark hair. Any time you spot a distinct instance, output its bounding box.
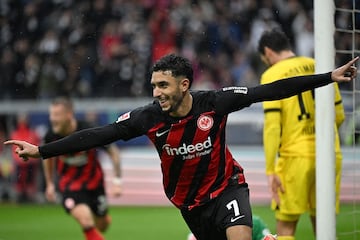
[152,54,194,88]
[258,28,292,55]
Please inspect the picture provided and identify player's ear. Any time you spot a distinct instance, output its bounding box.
[264,46,272,56]
[180,78,190,92]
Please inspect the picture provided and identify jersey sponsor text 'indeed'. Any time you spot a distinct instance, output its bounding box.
[162,136,213,160]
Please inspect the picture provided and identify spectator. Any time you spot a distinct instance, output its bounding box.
[292,10,314,57]
[0,48,16,99]
[38,29,60,55]
[10,113,40,203]
[15,53,41,99]
[0,122,13,202]
[149,10,178,63]
[37,55,67,99]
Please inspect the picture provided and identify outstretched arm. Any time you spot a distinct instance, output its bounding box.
[215,57,358,114]
[4,124,121,160]
[251,56,358,103]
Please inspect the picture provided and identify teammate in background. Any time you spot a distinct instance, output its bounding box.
[187,215,274,240]
[5,54,357,240]
[257,28,346,240]
[10,113,40,203]
[42,97,122,240]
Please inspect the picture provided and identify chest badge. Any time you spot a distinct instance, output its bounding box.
[197,115,213,131]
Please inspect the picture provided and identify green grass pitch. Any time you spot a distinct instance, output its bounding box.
[0,204,359,240]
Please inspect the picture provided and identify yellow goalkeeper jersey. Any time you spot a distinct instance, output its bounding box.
[261,56,345,174]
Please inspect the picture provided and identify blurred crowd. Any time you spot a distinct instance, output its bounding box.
[0,0,359,203]
[1,0,359,100]
[0,0,322,100]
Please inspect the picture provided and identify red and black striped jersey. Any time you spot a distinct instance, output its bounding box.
[44,121,104,192]
[39,73,333,209]
[115,90,249,209]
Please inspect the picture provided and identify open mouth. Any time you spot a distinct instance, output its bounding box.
[158,98,168,108]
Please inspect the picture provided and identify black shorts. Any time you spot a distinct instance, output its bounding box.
[62,187,108,217]
[181,183,252,240]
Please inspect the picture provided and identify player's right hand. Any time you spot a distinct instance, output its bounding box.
[45,183,57,202]
[3,140,41,161]
[267,174,284,206]
[111,177,123,197]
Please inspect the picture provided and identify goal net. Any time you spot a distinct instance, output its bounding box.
[334,0,360,239]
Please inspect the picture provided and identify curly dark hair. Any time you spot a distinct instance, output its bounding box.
[152,54,194,88]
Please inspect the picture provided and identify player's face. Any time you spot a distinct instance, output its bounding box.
[151,71,188,116]
[49,104,73,135]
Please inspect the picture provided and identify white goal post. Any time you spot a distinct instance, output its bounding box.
[314,0,336,239]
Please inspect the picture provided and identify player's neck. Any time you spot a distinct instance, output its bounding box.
[169,92,193,118]
[65,118,77,136]
[273,51,295,64]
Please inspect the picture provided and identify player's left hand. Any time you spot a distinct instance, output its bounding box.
[331,56,358,82]
[111,178,122,197]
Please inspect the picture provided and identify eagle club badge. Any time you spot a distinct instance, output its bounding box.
[197,115,213,131]
[116,111,130,123]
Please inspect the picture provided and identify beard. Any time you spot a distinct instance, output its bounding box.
[161,91,186,115]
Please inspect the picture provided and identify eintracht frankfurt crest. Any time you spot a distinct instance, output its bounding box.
[197,115,213,131]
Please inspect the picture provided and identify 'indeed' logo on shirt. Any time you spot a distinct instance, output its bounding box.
[162,137,213,159]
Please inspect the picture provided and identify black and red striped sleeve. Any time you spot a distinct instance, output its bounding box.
[215,72,332,114]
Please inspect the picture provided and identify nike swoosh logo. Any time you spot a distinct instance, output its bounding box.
[156,129,170,137]
[230,215,245,222]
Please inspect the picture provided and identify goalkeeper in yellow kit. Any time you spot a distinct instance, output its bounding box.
[257,28,345,240]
